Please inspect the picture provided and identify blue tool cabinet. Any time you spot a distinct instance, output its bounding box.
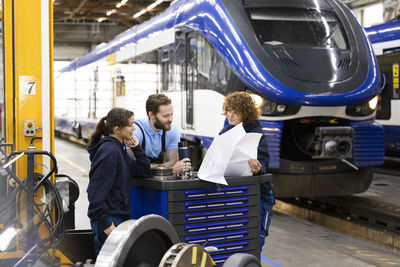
[130,174,271,265]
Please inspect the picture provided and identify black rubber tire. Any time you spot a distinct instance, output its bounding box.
[222,253,261,267]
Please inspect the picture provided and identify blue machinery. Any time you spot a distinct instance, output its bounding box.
[131,175,270,265]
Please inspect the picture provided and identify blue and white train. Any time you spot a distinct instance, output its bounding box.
[366,20,400,157]
[56,0,385,197]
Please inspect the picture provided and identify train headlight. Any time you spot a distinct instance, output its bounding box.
[368,96,378,110]
[249,94,264,107]
[260,98,298,116]
[261,99,277,115]
[346,96,378,116]
[276,104,286,113]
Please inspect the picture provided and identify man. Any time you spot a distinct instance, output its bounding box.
[130,93,190,174]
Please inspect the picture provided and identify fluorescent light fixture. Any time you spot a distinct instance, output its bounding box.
[0,227,18,251]
[133,9,147,19]
[107,9,116,16]
[98,18,105,22]
[147,0,163,11]
[121,0,128,4]
[116,3,122,8]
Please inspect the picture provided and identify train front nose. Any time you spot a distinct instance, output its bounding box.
[314,126,353,159]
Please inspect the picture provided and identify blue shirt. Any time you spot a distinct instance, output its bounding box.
[132,118,180,159]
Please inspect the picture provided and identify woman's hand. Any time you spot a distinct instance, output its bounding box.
[248,158,261,174]
[124,136,139,148]
[104,222,116,235]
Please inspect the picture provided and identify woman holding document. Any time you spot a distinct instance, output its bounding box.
[219,92,275,250]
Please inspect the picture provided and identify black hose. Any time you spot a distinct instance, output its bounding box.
[11,173,65,254]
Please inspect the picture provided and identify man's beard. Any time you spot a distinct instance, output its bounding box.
[154,117,171,131]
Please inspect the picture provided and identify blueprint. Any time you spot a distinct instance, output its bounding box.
[198,123,261,185]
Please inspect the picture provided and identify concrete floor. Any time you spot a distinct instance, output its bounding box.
[263,213,400,266]
[55,137,400,266]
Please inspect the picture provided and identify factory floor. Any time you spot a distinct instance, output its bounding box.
[55,138,400,266]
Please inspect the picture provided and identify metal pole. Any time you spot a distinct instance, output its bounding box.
[25,153,35,264]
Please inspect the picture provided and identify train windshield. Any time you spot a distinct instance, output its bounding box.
[248,8,349,50]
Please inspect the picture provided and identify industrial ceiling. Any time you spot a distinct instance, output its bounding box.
[52,0,395,50]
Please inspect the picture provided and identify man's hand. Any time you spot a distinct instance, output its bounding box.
[124,136,139,148]
[104,222,116,235]
[172,158,191,174]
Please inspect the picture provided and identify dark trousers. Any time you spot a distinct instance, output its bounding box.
[260,185,275,250]
[91,216,126,257]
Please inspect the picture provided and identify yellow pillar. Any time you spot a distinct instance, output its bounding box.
[2,0,60,261]
[4,0,54,179]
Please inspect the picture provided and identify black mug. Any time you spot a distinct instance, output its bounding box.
[178,141,190,160]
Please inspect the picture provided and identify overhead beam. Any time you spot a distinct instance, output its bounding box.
[344,0,382,10]
[68,0,90,19]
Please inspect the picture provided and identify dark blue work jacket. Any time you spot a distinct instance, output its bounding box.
[87,136,151,232]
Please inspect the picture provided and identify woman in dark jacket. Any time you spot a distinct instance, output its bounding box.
[87,107,151,256]
[219,92,275,251]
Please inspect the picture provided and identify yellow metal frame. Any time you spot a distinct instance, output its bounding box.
[2,0,71,264]
[4,0,48,175]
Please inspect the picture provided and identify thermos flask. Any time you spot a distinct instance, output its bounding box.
[178,141,190,160]
[178,141,191,179]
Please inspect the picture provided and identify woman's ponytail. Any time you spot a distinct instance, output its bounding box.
[88,108,134,146]
[88,117,108,146]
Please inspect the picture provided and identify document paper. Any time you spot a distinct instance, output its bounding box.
[198,123,262,185]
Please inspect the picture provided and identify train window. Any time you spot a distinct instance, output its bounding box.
[376,76,391,120]
[161,61,170,91]
[160,47,173,92]
[174,31,186,92]
[248,8,349,50]
[209,50,232,95]
[196,37,213,88]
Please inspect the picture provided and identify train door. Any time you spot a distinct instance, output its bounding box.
[175,28,196,130]
[185,32,197,129]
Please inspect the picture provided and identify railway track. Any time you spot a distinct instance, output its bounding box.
[275,168,400,253]
[275,196,400,253]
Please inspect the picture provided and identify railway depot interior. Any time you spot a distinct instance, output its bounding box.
[1,0,400,266]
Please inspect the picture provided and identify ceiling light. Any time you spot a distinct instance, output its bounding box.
[107,9,117,16]
[121,0,128,4]
[147,0,163,11]
[133,9,147,19]
[98,18,105,22]
[116,3,122,8]
[106,9,116,16]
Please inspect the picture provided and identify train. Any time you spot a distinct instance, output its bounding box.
[55,0,385,197]
[365,20,400,157]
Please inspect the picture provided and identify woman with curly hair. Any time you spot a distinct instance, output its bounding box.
[220,91,275,251]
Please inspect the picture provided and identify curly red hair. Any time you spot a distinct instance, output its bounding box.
[222,92,260,124]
